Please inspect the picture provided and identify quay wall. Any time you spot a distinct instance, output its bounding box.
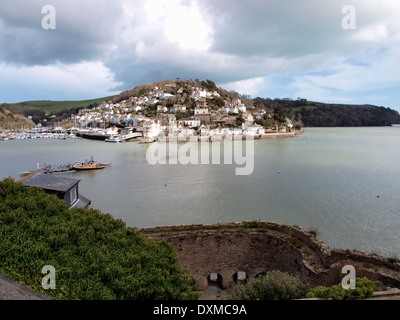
[156,131,302,143]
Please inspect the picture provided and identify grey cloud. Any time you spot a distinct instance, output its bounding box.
[202,0,369,58]
[1,0,398,99]
[0,0,125,65]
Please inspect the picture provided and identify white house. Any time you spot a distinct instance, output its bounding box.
[243,124,265,135]
[147,99,159,105]
[157,105,168,113]
[131,106,142,112]
[223,106,239,114]
[170,105,187,113]
[198,124,209,136]
[181,118,201,128]
[238,105,247,113]
[160,93,175,99]
[194,107,210,115]
[223,128,243,136]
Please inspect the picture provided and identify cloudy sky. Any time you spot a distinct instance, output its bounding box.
[0,0,399,111]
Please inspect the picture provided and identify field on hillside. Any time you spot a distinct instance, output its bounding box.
[5,97,114,114]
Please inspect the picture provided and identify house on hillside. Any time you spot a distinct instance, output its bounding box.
[157,105,168,113]
[170,104,187,114]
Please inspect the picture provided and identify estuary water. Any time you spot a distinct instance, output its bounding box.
[1,127,400,258]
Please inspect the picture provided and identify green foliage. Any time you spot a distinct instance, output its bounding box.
[307,227,319,238]
[387,257,398,264]
[254,97,400,127]
[236,115,245,126]
[244,221,262,229]
[0,178,197,300]
[200,79,218,92]
[230,270,308,300]
[306,278,377,300]
[273,105,287,124]
[294,124,302,130]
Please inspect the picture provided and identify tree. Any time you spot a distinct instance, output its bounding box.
[236,115,245,127]
[273,105,287,124]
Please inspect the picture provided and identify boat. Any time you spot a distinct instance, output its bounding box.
[139,137,157,144]
[105,135,124,143]
[20,171,33,176]
[72,156,108,171]
[73,164,106,171]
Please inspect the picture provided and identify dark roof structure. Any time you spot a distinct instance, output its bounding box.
[21,171,91,209]
[72,194,91,209]
[22,172,80,192]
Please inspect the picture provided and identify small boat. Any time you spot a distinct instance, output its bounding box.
[72,164,106,171]
[139,137,157,144]
[105,136,123,143]
[20,171,33,176]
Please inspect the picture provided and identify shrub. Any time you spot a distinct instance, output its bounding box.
[0,178,197,300]
[306,278,377,300]
[230,270,309,300]
[308,227,319,238]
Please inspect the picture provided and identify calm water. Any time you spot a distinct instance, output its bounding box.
[1,127,400,258]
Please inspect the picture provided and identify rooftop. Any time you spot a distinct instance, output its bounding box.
[22,172,79,192]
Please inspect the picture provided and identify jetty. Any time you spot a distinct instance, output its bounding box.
[20,157,110,175]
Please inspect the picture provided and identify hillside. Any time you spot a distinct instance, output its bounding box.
[0,106,35,130]
[112,78,253,107]
[2,97,115,114]
[253,98,400,127]
[2,79,400,128]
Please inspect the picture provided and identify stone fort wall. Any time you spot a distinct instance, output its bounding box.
[141,221,400,291]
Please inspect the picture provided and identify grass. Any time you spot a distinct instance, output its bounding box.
[290,105,318,112]
[5,96,115,114]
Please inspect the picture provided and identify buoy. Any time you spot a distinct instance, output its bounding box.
[277,170,281,174]
[165,184,167,187]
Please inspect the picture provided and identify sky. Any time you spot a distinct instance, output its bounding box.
[0,0,399,111]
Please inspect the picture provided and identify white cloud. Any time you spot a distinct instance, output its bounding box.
[284,44,400,107]
[220,77,265,96]
[0,61,122,102]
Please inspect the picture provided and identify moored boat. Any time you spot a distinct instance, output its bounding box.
[139,137,157,144]
[105,136,123,143]
[72,163,106,171]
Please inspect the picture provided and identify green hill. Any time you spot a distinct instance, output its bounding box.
[2,97,115,115]
[254,98,400,127]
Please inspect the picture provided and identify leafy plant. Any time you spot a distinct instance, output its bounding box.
[306,278,377,300]
[0,178,197,300]
[230,270,308,300]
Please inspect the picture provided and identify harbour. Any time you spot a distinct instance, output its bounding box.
[1,127,400,259]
